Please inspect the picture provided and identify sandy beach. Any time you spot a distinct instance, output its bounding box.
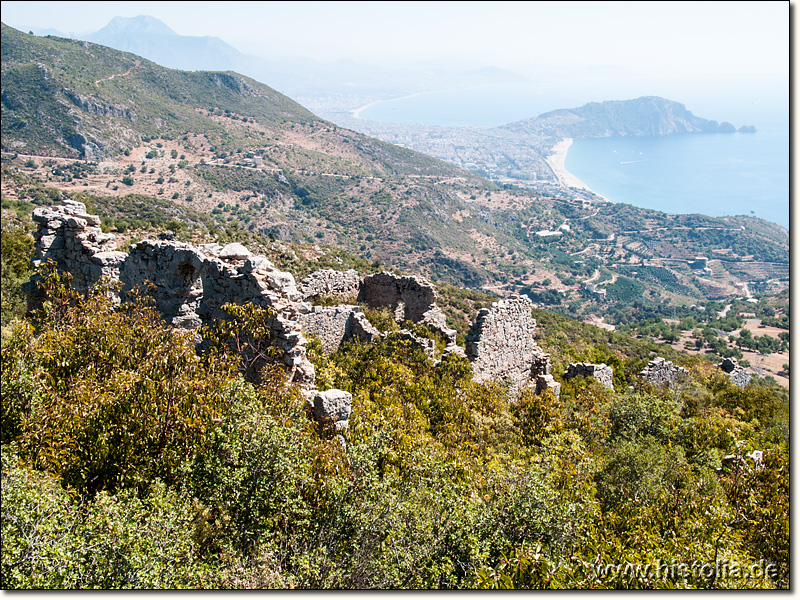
[351,91,430,120]
[351,99,381,119]
[545,138,595,192]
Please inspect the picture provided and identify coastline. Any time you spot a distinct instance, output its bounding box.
[545,138,598,193]
[351,98,382,119]
[351,90,438,120]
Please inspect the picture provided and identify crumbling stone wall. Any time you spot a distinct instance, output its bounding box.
[465,295,556,394]
[25,199,126,305]
[26,202,315,387]
[297,305,380,353]
[357,272,456,343]
[300,268,361,302]
[30,203,564,398]
[639,357,688,389]
[359,272,437,323]
[565,362,615,390]
[720,357,751,388]
[300,269,457,346]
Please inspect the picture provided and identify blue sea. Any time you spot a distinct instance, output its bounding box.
[359,86,789,229]
[566,128,789,229]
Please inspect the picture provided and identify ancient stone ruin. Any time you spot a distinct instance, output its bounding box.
[719,357,752,388]
[465,296,560,396]
[297,305,379,353]
[639,357,689,389]
[299,270,461,358]
[300,268,361,303]
[564,362,615,390]
[25,200,316,387]
[26,202,560,403]
[358,272,458,345]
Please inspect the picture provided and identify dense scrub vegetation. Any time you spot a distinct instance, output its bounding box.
[1,265,788,588]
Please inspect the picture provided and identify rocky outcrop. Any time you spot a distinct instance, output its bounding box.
[565,362,615,390]
[504,96,744,139]
[720,357,751,388]
[63,89,137,120]
[25,201,315,387]
[466,295,556,395]
[300,268,361,302]
[639,357,688,389]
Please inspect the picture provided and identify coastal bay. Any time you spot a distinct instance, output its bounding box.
[353,89,788,230]
[563,129,788,229]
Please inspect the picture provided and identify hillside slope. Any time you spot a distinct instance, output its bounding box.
[0,23,788,322]
[500,96,746,138]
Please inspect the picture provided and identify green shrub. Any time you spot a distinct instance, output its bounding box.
[608,392,680,443]
[1,450,211,589]
[2,269,240,496]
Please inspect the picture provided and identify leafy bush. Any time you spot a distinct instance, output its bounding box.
[2,269,240,496]
[608,392,680,443]
[2,450,211,589]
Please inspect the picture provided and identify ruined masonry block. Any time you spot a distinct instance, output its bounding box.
[565,362,615,391]
[720,357,751,388]
[465,295,552,393]
[358,272,438,323]
[300,269,361,302]
[25,202,316,388]
[639,357,689,389]
[304,388,352,429]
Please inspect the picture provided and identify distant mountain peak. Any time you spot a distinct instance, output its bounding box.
[94,15,177,38]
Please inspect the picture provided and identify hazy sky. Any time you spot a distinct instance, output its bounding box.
[1,0,789,122]
[1,1,788,74]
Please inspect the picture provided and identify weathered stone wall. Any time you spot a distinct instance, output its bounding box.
[297,305,380,353]
[300,269,457,345]
[300,268,361,302]
[565,362,615,390]
[30,203,563,397]
[465,295,554,393]
[639,357,688,389]
[26,202,315,387]
[720,357,751,388]
[358,272,438,323]
[301,268,361,301]
[25,199,126,306]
